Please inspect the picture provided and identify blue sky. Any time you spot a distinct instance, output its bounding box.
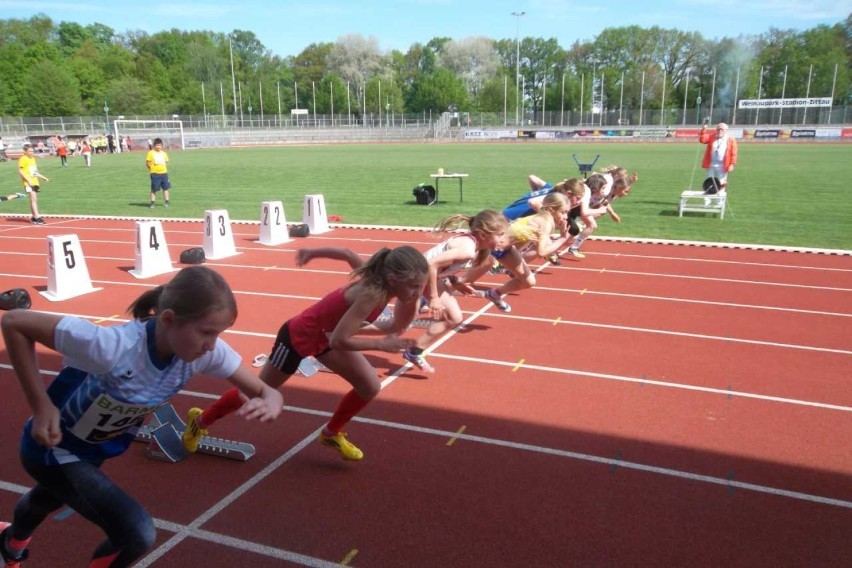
[1,0,848,57]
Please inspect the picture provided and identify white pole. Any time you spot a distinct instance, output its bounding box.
[755,65,763,125]
[330,81,334,127]
[591,61,596,125]
[295,82,298,126]
[259,81,264,125]
[639,70,645,126]
[579,73,584,126]
[503,75,508,126]
[378,79,382,127]
[542,75,546,125]
[512,11,526,126]
[229,38,237,117]
[618,71,624,125]
[560,73,565,127]
[732,66,740,125]
[347,82,351,126]
[660,66,667,126]
[238,81,243,124]
[709,67,716,123]
[219,82,225,123]
[521,74,525,124]
[599,72,604,127]
[312,81,316,125]
[803,64,813,125]
[682,68,690,125]
[827,63,838,123]
[277,81,281,119]
[778,65,788,125]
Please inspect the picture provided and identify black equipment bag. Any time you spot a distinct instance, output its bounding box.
[702,177,722,195]
[289,224,310,238]
[412,184,436,205]
[179,247,206,264]
[0,288,31,310]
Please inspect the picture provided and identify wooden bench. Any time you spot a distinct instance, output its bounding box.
[679,190,727,219]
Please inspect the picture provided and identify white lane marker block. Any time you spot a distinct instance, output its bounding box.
[203,209,239,259]
[129,220,177,279]
[302,194,331,235]
[257,200,291,246]
[40,234,102,301]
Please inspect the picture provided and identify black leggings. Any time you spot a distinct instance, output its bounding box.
[15,453,156,567]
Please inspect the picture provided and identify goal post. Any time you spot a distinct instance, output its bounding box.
[113,119,185,151]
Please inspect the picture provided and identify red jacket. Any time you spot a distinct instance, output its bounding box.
[699,130,737,172]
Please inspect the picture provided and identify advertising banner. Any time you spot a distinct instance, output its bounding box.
[463,130,517,140]
[753,130,780,139]
[789,129,816,139]
[738,98,832,109]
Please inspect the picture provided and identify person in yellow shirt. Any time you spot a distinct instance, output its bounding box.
[145,138,170,208]
[18,144,49,225]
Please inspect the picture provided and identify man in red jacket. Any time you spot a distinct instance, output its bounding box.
[699,122,737,192]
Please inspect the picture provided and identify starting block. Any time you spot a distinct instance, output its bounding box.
[679,190,727,219]
[257,200,291,246]
[203,209,240,259]
[39,234,102,301]
[129,220,177,279]
[302,194,331,234]
[134,403,255,463]
[251,352,325,377]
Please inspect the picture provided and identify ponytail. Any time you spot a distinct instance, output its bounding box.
[128,286,165,320]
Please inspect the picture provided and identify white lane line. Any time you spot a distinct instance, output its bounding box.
[534,285,852,318]
[481,312,852,355]
[424,354,852,412]
[347,415,852,510]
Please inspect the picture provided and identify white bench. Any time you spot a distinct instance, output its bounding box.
[679,190,727,219]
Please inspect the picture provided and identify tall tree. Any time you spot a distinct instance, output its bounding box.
[408,67,469,113]
[25,60,82,115]
[327,34,384,87]
[439,37,501,98]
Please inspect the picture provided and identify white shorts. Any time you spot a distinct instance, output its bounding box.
[706,165,728,185]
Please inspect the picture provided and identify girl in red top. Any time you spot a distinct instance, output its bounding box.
[185,246,428,461]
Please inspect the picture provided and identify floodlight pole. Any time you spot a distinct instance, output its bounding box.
[512,11,526,127]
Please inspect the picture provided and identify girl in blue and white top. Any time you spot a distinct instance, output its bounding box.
[0,266,282,568]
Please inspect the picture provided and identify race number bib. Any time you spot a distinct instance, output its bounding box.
[70,392,157,443]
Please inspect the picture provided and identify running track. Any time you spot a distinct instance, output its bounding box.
[0,215,849,567]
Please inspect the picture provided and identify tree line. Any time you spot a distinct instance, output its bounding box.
[0,13,849,119]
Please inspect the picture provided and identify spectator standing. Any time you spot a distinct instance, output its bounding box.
[17,144,49,225]
[145,138,171,208]
[56,138,68,168]
[81,139,92,167]
[699,122,737,192]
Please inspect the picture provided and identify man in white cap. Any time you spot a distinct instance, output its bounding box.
[699,122,738,193]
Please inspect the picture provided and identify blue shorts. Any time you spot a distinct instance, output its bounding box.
[150,173,171,192]
[502,183,553,221]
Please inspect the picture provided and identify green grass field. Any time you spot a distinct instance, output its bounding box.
[2,142,850,250]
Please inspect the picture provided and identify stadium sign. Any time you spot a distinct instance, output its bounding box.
[463,130,517,139]
[738,98,831,109]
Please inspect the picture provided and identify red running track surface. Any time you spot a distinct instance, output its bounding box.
[0,216,849,567]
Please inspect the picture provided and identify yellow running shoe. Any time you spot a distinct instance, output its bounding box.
[182,407,208,453]
[318,432,364,461]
